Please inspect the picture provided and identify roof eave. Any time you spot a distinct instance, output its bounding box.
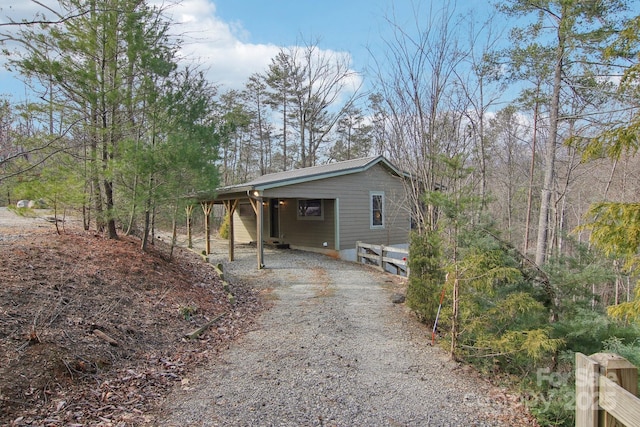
[209,156,409,200]
[254,156,407,190]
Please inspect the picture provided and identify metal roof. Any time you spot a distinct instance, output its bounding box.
[213,156,407,198]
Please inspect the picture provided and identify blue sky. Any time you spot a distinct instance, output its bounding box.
[212,0,390,65]
[0,0,497,101]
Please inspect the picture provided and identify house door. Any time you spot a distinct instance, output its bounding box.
[269,199,279,238]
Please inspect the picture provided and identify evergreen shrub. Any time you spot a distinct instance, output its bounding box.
[406,230,445,324]
[219,212,230,239]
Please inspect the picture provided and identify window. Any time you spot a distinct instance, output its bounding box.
[370,192,384,228]
[297,199,324,220]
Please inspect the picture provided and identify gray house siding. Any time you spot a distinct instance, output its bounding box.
[242,163,411,251]
[331,164,409,250]
[232,200,337,250]
[278,199,336,250]
[234,202,256,243]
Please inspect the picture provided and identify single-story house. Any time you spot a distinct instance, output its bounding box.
[210,156,412,268]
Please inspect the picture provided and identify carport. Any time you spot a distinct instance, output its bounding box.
[214,189,266,270]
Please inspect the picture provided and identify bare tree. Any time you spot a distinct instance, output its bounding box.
[243,73,275,175]
[454,11,506,208]
[501,0,629,266]
[485,106,529,245]
[371,2,467,231]
[508,43,554,256]
[329,104,373,161]
[289,40,363,167]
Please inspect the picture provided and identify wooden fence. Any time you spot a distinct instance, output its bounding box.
[355,241,409,276]
[575,352,640,426]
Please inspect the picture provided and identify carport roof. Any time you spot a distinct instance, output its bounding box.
[210,155,407,200]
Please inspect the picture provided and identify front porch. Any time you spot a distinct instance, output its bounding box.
[194,195,339,270]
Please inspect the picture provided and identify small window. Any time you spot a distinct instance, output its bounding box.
[371,192,384,228]
[297,199,324,220]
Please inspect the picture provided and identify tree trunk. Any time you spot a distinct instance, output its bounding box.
[90,122,104,233]
[83,204,90,231]
[535,42,563,267]
[186,204,194,249]
[141,175,153,251]
[104,178,118,239]
[169,203,179,260]
[141,200,151,251]
[523,87,540,255]
[125,167,139,236]
[450,273,459,360]
[151,202,156,246]
[282,98,288,170]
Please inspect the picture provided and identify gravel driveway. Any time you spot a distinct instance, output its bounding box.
[156,245,527,427]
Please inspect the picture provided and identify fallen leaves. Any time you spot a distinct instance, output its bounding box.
[0,229,263,425]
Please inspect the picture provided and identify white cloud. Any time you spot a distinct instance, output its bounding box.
[155,0,281,89]
[161,0,362,93]
[1,0,361,98]
[0,0,277,95]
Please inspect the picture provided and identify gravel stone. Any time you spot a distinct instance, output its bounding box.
[157,246,525,426]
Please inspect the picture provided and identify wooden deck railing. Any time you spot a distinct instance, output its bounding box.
[575,352,640,426]
[356,241,409,276]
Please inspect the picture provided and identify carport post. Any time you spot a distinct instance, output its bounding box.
[223,199,239,262]
[201,201,214,255]
[256,197,264,269]
[247,190,265,269]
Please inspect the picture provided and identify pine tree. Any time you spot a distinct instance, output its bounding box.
[500,0,631,266]
[577,13,640,321]
[406,230,446,323]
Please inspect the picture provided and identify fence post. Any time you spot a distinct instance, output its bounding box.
[591,352,638,427]
[379,245,384,271]
[576,352,599,427]
[356,241,361,264]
